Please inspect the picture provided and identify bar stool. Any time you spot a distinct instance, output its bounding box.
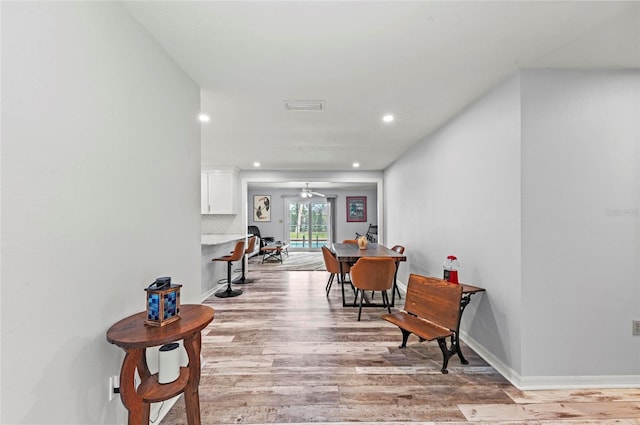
[232,236,257,284]
[213,240,245,298]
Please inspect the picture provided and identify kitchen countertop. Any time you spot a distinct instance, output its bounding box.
[201,233,246,246]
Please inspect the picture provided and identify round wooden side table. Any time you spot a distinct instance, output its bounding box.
[106,304,214,425]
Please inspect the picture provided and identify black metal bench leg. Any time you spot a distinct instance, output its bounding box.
[437,337,451,374]
[399,329,411,348]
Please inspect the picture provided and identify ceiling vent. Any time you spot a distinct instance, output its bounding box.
[284,100,325,112]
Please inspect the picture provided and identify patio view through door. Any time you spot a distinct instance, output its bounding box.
[286,200,330,251]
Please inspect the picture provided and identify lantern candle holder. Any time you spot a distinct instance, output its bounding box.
[145,277,182,326]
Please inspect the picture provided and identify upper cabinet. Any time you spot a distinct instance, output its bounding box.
[200,173,210,214]
[201,169,238,214]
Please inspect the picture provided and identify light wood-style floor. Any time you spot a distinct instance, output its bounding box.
[164,269,640,424]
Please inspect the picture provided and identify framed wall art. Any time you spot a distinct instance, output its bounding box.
[346,196,367,222]
[253,195,271,222]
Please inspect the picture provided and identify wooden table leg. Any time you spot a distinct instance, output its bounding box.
[119,348,145,425]
[183,331,203,425]
[390,261,400,307]
[184,387,202,425]
[339,261,347,306]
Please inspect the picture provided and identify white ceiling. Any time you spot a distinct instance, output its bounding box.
[248,181,374,191]
[124,1,640,172]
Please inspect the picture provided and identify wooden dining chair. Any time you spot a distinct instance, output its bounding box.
[350,257,396,321]
[321,246,351,296]
[371,244,405,300]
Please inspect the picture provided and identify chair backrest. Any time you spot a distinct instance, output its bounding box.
[366,224,378,242]
[246,235,257,253]
[404,274,462,331]
[350,257,396,291]
[321,246,340,274]
[248,225,261,238]
[229,240,246,261]
[342,239,358,244]
[391,245,405,254]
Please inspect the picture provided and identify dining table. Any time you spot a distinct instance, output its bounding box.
[332,242,407,307]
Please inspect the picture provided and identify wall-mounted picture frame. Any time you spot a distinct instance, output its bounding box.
[253,195,271,222]
[346,196,367,222]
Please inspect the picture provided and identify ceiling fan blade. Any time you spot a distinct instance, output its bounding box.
[300,183,325,197]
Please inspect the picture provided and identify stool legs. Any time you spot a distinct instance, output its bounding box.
[232,254,254,284]
[215,261,242,298]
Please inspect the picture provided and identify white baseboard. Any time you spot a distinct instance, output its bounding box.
[460,330,640,390]
[396,279,407,295]
[200,286,218,302]
[155,355,206,424]
[149,395,180,425]
[200,272,242,302]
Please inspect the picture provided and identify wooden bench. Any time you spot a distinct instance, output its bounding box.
[382,274,463,374]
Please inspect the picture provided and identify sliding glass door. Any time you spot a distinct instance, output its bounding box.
[286,199,330,251]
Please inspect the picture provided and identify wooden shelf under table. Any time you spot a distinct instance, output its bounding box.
[137,367,190,403]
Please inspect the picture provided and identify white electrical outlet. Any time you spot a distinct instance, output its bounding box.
[633,320,640,336]
[108,374,120,401]
[108,376,114,402]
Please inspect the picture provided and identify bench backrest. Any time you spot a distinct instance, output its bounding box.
[404,274,463,331]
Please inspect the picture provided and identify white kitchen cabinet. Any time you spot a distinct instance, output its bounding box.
[200,173,209,214]
[201,170,237,214]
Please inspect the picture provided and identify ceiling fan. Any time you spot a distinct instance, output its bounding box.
[300,183,325,198]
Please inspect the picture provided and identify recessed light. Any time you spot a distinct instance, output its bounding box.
[253,162,261,167]
[352,162,360,168]
[382,114,394,123]
[198,114,210,122]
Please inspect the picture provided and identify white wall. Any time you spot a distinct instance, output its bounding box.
[385,69,640,388]
[520,70,640,381]
[247,187,378,244]
[385,74,523,376]
[1,3,201,424]
[335,191,378,242]
[240,169,383,243]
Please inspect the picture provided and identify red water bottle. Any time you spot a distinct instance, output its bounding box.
[443,255,460,284]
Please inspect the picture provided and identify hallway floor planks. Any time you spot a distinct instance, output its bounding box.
[163,270,640,424]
